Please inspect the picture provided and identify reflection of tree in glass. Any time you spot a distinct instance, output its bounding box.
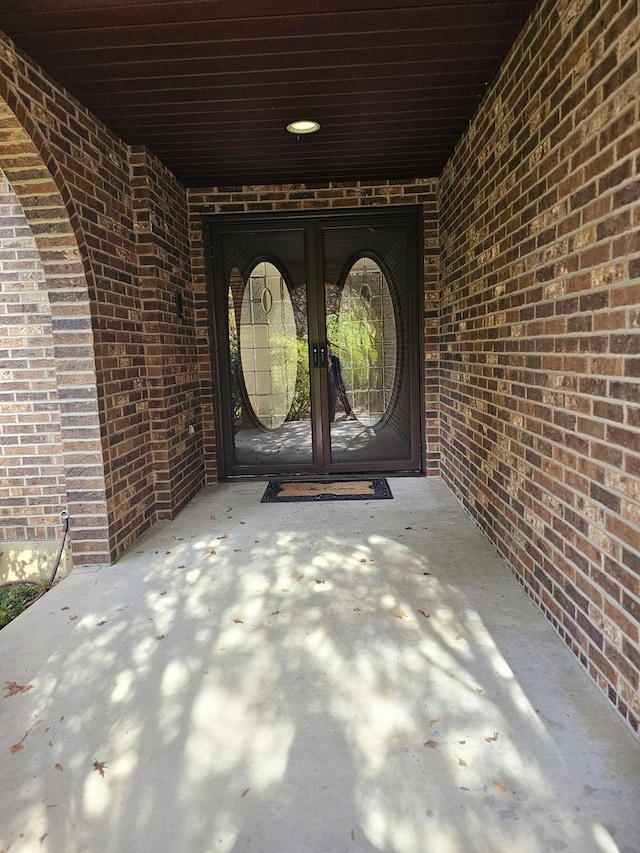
[285,338,311,421]
[285,283,311,421]
[227,293,243,432]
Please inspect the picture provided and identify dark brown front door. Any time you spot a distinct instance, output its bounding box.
[206,208,423,478]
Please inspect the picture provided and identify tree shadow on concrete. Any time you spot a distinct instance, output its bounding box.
[0,481,638,853]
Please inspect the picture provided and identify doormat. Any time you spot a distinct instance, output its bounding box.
[261,478,393,503]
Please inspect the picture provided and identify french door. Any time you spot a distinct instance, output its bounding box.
[205,208,423,478]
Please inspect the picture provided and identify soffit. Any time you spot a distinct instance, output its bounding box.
[0,0,537,186]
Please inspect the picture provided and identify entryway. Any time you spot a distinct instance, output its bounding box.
[205,208,423,478]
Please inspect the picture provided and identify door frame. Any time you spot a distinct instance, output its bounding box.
[203,206,424,479]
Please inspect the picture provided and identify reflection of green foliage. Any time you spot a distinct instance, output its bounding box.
[286,338,311,421]
[228,304,243,431]
[328,283,379,390]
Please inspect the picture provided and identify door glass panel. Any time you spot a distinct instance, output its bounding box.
[239,262,297,429]
[221,229,313,469]
[331,257,397,427]
[323,224,415,466]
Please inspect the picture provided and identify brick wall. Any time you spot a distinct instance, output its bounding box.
[129,146,204,519]
[439,0,640,733]
[188,180,440,478]
[0,83,110,567]
[0,166,66,576]
[0,32,203,564]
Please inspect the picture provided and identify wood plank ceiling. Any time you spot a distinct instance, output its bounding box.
[0,0,538,187]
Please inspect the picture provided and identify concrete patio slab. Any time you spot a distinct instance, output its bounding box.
[0,479,638,853]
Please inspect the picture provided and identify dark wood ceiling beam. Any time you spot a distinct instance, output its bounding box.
[1,0,534,28]
[6,6,529,51]
[72,63,500,101]
[37,23,520,72]
[75,70,494,106]
[92,89,479,120]
[45,43,505,85]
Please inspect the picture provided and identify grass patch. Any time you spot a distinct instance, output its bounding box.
[0,582,48,631]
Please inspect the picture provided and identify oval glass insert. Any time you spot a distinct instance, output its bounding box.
[332,257,397,427]
[239,261,297,429]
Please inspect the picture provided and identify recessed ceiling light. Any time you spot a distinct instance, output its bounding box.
[286,120,320,135]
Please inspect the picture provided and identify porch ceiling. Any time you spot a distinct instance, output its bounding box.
[0,0,537,187]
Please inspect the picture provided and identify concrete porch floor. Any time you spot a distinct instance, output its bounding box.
[0,479,638,853]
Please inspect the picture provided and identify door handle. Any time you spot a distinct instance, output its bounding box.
[312,343,327,368]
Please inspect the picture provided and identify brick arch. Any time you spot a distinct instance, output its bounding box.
[0,89,111,567]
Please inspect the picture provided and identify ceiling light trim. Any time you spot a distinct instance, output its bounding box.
[286,119,321,135]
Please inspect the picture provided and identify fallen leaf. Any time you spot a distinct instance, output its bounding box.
[315,579,325,584]
[417,610,430,618]
[492,781,507,793]
[395,610,407,619]
[54,763,63,772]
[455,633,464,640]
[10,740,24,754]
[423,740,438,749]
[165,550,172,555]
[217,534,229,540]
[269,611,280,616]
[93,760,108,777]
[68,615,78,621]
[484,732,499,743]
[39,834,48,845]
[4,681,33,697]
[96,620,107,627]
[457,756,468,767]
[429,717,440,727]
[233,618,244,624]
[281,588,290,593]
[241,787,250,798]
[353,607,361,612]
[208,550,217,556]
